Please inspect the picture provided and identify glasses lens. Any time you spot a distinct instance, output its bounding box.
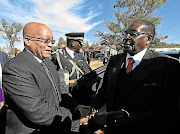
[43,39,55,44]
[51,40,55,44]
[43,39,49,44]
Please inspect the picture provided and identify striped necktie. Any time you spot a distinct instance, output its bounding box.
[41,61,61,101]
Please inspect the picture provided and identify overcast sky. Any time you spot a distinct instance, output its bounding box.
[0,0,179,51]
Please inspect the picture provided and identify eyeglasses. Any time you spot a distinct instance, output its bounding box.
[25,36,55,45]
[123,30,149,38]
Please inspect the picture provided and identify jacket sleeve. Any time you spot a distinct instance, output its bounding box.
[2,63,72,126]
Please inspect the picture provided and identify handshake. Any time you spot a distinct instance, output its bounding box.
[74,105,96,125]
[78,108,131,127]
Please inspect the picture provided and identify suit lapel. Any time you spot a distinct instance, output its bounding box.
[113,53,126,76]
[22,50,50,79]
[142,48,154,60]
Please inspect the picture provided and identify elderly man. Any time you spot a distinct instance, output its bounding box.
[3,22,88,134]
[89,20,180,134]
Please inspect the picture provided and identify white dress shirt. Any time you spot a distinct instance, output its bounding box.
[66,47,75,59]
[126,48,147,70]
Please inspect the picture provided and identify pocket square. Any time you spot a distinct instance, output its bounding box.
[144,83,157,86]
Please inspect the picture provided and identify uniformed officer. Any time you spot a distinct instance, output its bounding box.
[51,32,92,93]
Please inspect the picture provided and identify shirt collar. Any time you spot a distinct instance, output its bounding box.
[126,48,147,65]
[25,48,43,63]
[66,47,74,59]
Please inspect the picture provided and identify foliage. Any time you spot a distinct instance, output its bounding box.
[58,37,66,46]
[0,19,23,54]
[95,0,168,50]
[91,42,100,47]
[52,37,66,51]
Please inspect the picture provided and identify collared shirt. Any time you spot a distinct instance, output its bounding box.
[126,48,147,70]
[66,47,75,59]
[25,48,43,63]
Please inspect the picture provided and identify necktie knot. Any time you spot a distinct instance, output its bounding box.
[128,57,134,64]
[126,57,134,73]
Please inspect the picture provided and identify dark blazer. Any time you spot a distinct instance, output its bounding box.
[90,49,180,134]
[3,49,72,134]
[0,51,9,68]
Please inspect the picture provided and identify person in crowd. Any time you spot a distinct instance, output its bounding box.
[60,44,67,56]
[0,51,9,134]
[84,51,91,65]
[51,33,92,93]
[89,20,180,134]
[0,51,9,68]
[2,22,89,134]
[15,49,21,56]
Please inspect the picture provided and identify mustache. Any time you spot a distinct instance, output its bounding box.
[122,39,134,47]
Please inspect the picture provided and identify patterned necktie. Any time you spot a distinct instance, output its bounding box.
[41,61,61,101]
[126,57,135,73]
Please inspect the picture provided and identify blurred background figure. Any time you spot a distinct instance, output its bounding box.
[60,44,67,56]
[0,51,9,68]
[15,49,21,56]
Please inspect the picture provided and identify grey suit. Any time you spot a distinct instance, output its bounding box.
[3,49,72,133]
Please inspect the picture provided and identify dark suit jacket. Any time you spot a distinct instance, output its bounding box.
[0,51,9,68]
[90,49,180,133]
[3,50,72,134]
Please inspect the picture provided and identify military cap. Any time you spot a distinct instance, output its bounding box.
[65,32,84,40]
[65,32,84,47]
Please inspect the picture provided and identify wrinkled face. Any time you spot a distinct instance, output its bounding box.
[25,27,53,59]
[123,22,151,55]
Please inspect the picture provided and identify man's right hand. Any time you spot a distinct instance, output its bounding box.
[0,101,4,110]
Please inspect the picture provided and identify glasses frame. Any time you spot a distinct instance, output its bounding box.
[25,36,55,45]
[124,30,150,38]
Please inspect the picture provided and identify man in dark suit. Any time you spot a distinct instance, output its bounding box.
[89,20,180,134]
[2,22,88,134]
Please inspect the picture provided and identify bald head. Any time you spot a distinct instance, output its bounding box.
[23,22,54,59]
[23,22,52,37]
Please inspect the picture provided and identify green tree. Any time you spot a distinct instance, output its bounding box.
[58,37,66,47]
[95,0,168,50]
[0,19,23,54]
[52,37,67,51]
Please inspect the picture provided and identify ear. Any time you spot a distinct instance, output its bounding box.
[24,37,31,46]
[146,34,153,45]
